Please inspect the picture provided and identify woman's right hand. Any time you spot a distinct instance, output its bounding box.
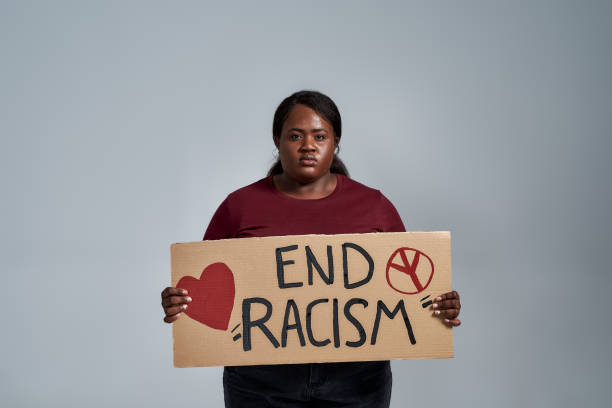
[161,287,192,323]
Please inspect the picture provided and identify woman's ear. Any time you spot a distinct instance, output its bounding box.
[273,136,280,149]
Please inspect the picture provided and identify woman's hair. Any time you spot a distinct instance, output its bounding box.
[267,90,349,177]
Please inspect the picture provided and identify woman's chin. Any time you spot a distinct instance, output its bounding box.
[285,168,326,184]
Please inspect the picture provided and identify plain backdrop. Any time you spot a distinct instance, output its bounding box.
[2,1,611,407]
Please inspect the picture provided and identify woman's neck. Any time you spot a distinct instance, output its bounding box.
[272,172,338,199]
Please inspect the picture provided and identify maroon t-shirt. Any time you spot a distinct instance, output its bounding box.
[203,174,405,240]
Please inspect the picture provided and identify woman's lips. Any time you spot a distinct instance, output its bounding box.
[299,157,317,166]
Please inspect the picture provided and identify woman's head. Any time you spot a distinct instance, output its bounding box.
[268,90,349,178]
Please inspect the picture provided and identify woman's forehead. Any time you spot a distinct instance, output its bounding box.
[283,104,332,131]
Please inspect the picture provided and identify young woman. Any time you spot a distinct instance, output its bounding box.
[161,90,462,407]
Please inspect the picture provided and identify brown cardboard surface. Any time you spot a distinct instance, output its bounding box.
[171,231,453,367]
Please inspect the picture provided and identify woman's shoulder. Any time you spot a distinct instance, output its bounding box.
[223,176,273,203]
[338,174,386,198]
[339,174,405,231]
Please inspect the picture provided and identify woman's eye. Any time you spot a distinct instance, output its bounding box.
[315,134,325,141]
[290,134,301,140]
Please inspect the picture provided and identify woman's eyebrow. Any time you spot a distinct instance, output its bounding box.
[287,127,328,133]
[287,127,305,133]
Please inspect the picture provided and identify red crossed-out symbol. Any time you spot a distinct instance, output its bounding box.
[385,247,434,295]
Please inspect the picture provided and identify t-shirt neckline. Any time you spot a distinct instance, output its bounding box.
[266,173,343,201]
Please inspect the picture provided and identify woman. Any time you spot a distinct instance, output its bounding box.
[161,90,462,407]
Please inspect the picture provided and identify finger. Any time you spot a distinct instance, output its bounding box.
[443,318,461,327]
[165,303,188,316]
[161,295,192,308]
[162,295,192,307]
[164,312,182,323]
[433,308,459,319]
[161,287,188,298]
[431,299,460,310]
[435,290,459,302]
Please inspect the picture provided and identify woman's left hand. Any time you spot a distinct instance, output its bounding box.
[432,290,461,327]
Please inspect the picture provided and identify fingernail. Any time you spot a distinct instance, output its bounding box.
[432,303,438,309]
[434,310,440,315]
[436,297,442,301]
[444,318,449,323]
[182,304,188,309]
[186,297,192,302]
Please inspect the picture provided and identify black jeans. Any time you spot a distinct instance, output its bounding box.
[223,360,392,408]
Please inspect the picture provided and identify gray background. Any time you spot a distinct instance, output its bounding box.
[2,1,610,406]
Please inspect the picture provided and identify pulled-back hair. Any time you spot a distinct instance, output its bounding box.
[267,90,349,177]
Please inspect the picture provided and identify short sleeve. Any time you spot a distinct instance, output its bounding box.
[202,195,240,240]
[377,192,406,233]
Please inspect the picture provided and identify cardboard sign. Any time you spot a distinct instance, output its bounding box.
[171,231,453,367]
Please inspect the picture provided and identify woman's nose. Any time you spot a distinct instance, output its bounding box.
[299,135,316,151]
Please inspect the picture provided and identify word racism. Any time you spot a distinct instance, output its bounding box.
[240,242,416,352]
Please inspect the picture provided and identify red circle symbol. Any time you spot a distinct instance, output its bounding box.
[385,247,434,295]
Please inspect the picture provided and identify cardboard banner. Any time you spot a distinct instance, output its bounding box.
[171,231,453,367]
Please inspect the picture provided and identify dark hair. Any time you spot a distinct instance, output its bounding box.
[267,90,349,177]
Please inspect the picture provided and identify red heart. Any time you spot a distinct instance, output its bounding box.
[176,262,235,331]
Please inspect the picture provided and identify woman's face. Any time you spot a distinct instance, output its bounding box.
[274,104,339,184]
